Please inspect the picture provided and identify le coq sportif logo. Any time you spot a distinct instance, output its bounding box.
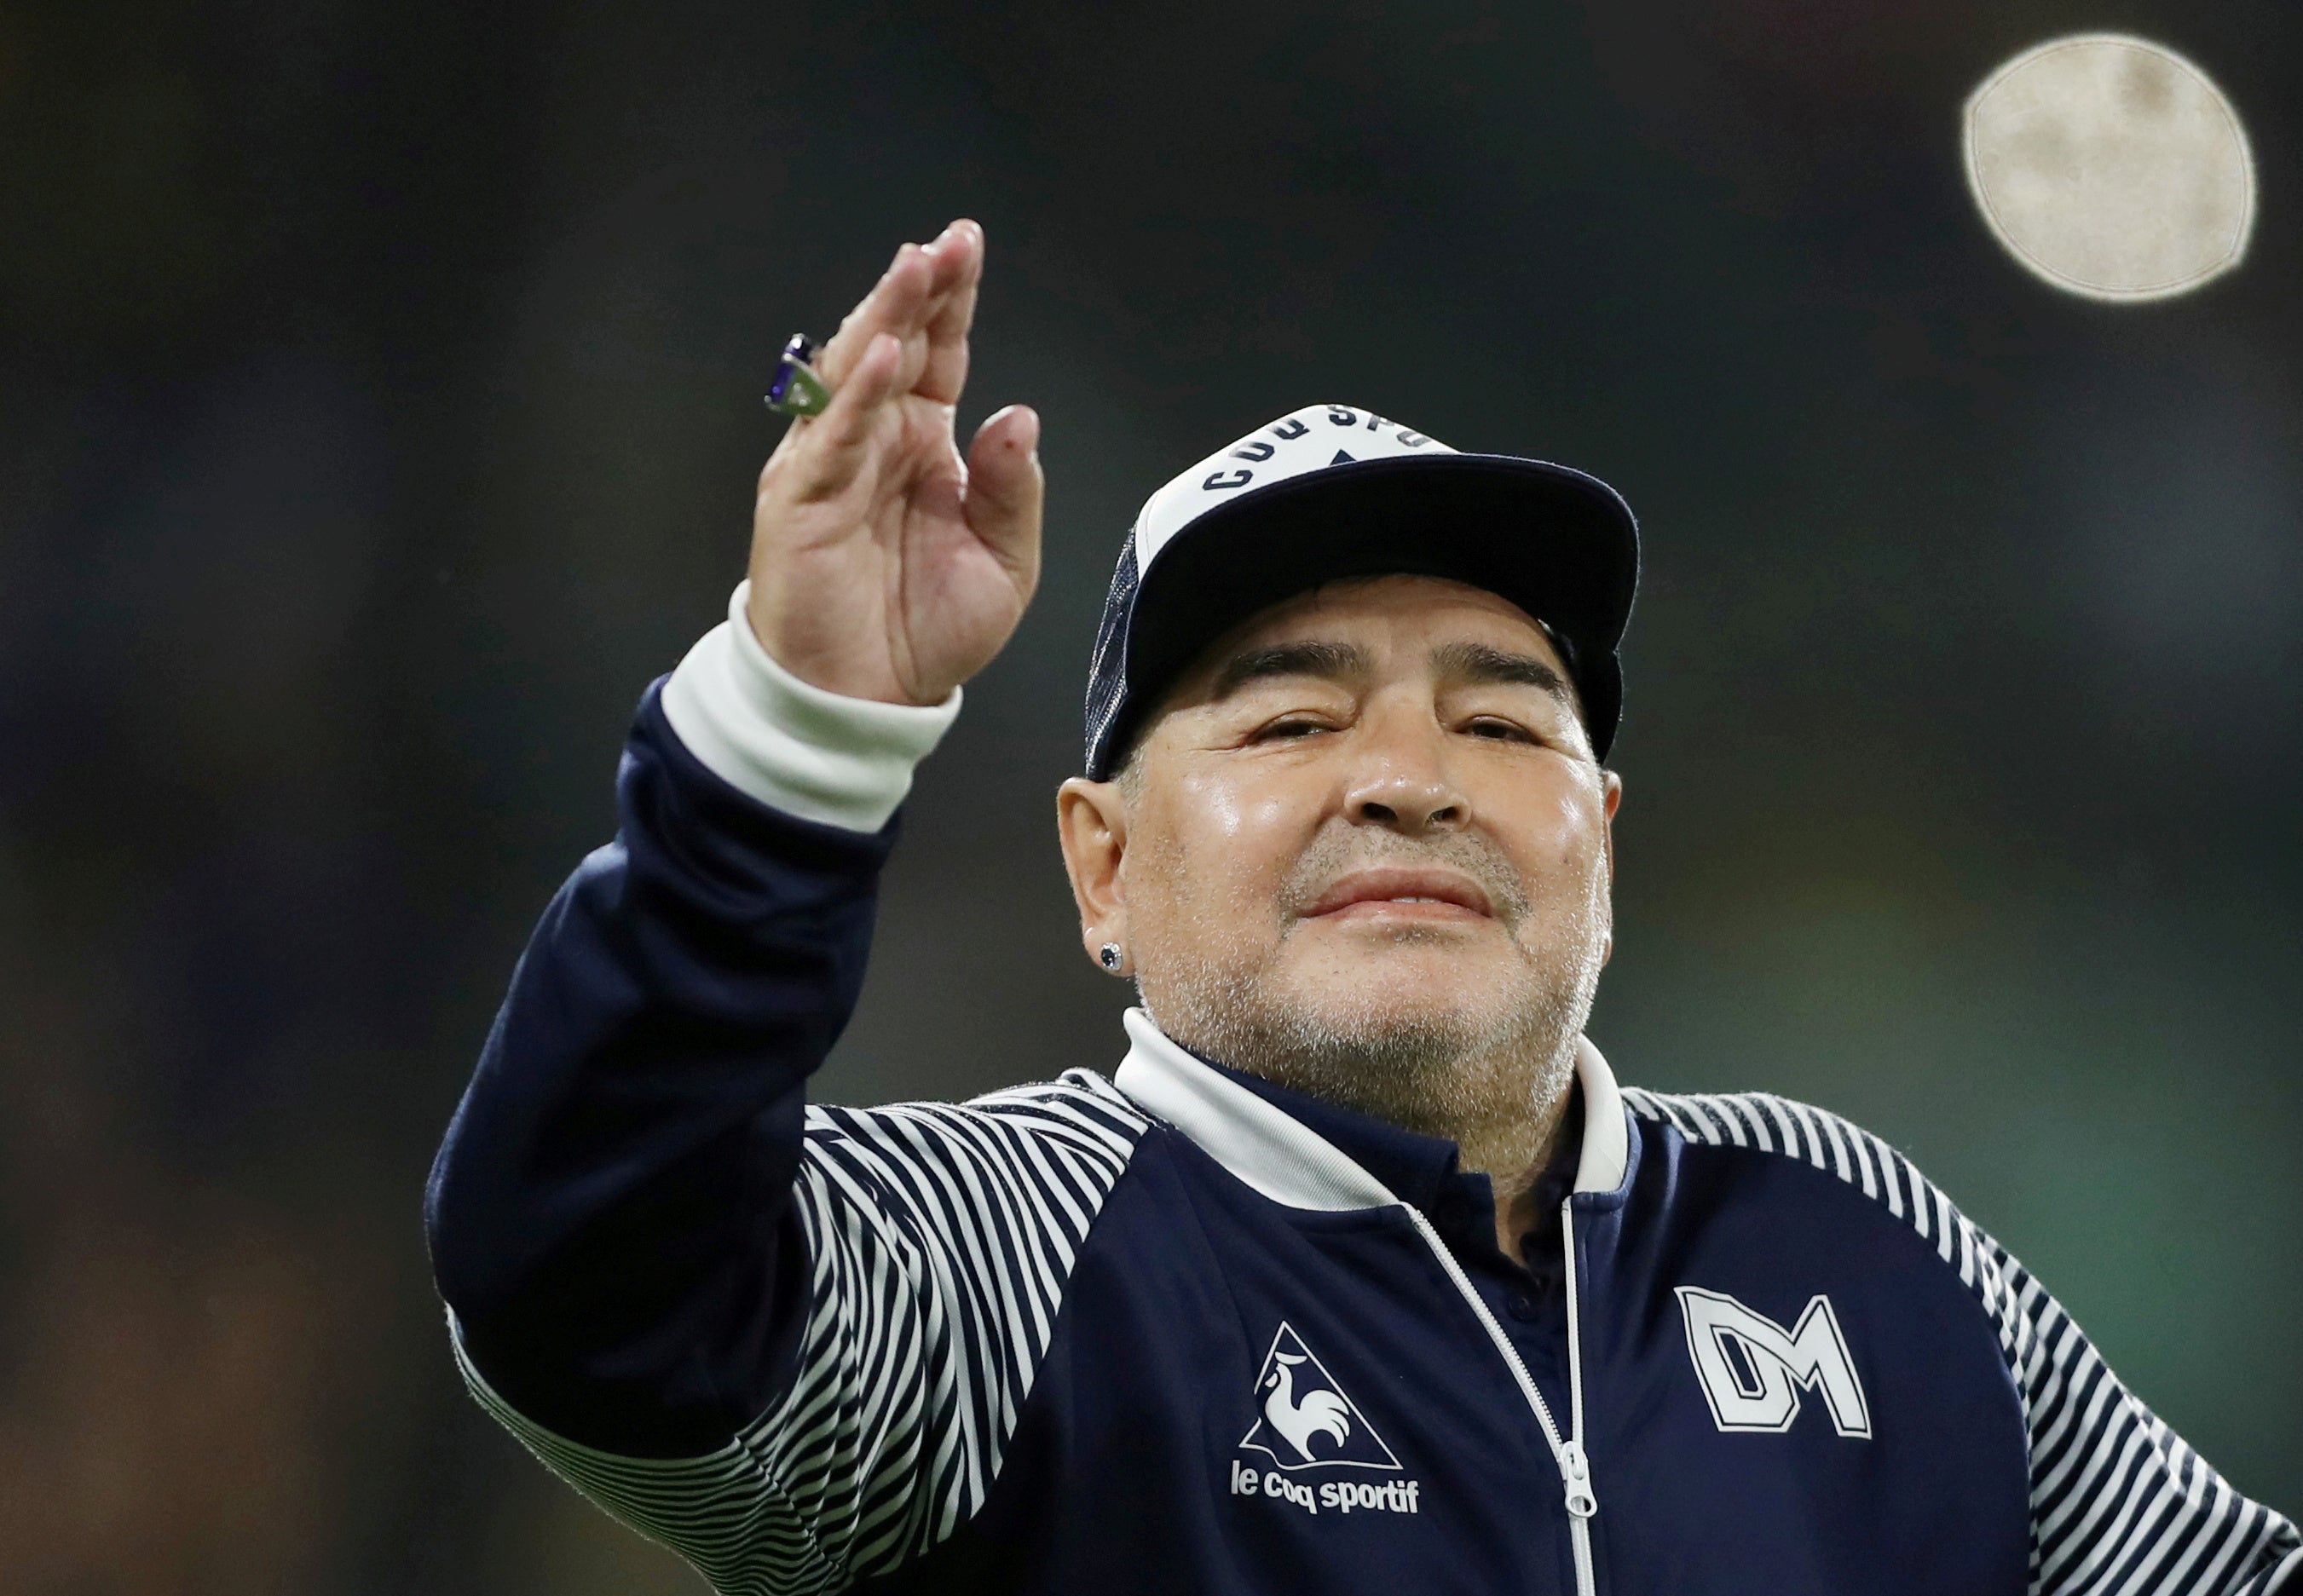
[1237,1322,1403,1471]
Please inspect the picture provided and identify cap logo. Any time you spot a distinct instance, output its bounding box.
[1134,404,1458,567]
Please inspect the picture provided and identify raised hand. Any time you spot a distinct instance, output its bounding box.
[744,220,1042,706]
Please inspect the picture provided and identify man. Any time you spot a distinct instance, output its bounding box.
[426,221,2298,1595]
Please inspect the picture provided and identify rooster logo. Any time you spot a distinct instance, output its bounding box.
[1238,1322,1401,1472]
[1264,1353,1352,1461]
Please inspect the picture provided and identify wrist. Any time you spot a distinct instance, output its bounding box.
[742,583,942,707]
[661,582,962,833]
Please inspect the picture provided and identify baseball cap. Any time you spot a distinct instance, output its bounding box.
[1082,403,1640,778]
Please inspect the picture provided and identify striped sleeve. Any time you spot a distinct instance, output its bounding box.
[1622,1088,2302,1596]
[456,1071,1151,1596]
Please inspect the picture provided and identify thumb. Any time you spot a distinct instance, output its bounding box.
[964,404,1044,591]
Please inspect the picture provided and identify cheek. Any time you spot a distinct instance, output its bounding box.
[1139,771,1315,924]
[1504,781,1613,896]
[1177,769,1303,855]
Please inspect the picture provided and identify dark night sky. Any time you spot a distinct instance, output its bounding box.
[0,1,2294,1587]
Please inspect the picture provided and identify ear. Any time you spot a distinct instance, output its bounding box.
[1057,775,1130,971]
[1599,767,1624,965]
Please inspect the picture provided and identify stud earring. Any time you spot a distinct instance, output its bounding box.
[1098,942,1124,973]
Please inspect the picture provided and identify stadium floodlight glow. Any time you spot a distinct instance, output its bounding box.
[1963,35,2254,302]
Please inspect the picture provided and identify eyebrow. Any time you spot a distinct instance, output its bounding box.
[1204,637,1575,711]
[1431,641,1575,706]
[1208,640,1371,700]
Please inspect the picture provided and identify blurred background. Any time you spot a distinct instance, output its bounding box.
[0,0,2295,1588]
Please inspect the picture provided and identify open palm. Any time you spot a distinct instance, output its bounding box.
[745,220,1042,706]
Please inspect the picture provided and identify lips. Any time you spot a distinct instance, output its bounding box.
[1300,866,1496,920]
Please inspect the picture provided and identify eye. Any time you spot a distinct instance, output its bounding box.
[1253,717,1333,742]
[1463,717,1537,744]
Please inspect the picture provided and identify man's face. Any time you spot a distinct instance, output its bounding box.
[1059,573,1622,1140]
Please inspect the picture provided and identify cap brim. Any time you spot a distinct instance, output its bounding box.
[1102,452,1637,772]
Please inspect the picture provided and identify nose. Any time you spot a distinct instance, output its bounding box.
[1342,712,1466,835]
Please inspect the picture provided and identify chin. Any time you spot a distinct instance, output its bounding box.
[1307,933,1508,996]
[1138,913,1593,1099]
[1281,965,1509,1051]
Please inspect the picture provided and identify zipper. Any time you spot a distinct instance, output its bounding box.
[1405,1201,1599,1596]
[1559,1199,1596,1594]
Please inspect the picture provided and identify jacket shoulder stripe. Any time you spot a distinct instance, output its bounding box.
[1621,1086,2299,1596]
[460,1073,1151,1593]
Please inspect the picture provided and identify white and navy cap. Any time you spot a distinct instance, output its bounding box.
[1082,403,1640,777]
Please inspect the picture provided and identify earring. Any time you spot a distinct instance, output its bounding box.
[1099,942,1124,973]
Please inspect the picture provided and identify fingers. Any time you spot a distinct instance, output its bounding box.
[762,221,990,513]
[918,220,983,404]
[783,331,903,501]
[817,221,979,400]
[964,404,1044,589]
[816,245,931,389]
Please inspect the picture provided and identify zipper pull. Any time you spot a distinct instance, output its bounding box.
[1558,1439,1598,1519]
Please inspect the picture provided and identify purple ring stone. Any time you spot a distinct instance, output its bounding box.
[766,334,820,406]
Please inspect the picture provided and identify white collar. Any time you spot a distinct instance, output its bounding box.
[1111,1007,1630,1213]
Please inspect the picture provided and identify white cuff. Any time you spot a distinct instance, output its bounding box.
[659,582,961,833]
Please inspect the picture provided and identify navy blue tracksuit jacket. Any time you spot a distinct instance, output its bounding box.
[425,617,2300,1596]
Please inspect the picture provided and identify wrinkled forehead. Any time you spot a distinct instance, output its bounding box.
[1167,573,1572,700]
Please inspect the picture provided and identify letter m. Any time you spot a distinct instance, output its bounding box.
[1674,1287,1873,1438]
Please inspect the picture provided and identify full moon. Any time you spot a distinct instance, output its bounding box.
[1963,35,2254,302]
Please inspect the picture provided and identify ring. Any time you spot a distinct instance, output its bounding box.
[764,334,833,417]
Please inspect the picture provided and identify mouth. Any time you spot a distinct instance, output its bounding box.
[1300,866,1496,924]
